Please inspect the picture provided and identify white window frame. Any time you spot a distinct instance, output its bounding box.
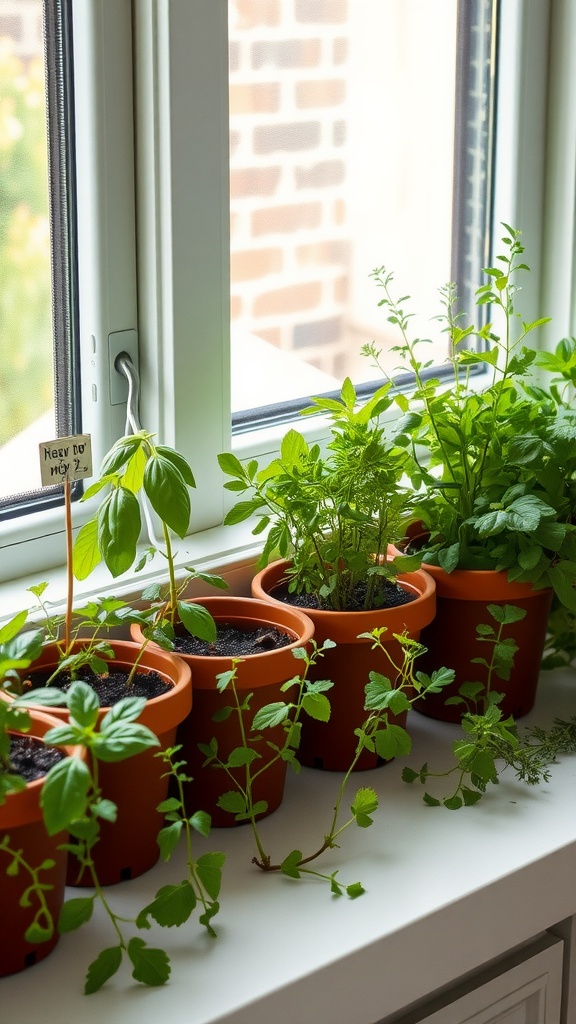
[0,0,574,613]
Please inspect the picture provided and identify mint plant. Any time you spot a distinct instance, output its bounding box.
[365,226,576,610]
[402,605,576,808]
[219,377,420,611]
[201,634,454,895]
[40,683,225,993]
[136,746,225,941]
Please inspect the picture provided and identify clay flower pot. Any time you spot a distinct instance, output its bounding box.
[132,597,314,827]
[251,559,437,771]
[0,708,83,977]
[23,641,191,885]
[412,563,553,723]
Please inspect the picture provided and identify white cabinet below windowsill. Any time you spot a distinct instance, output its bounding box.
[383,933,563,1024]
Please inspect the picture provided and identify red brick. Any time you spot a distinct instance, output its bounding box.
[253,282,322,317]
[333,199,345,225]
[231,248,283,282]
[230,82,280,115]
[296,240,350,265]
[296,79,346,108]
[230,295,243,319]
[235,0,281,28]
[254,121,321,154]
[230,166,281,198]
[254,327,282,348]
[252,202,323,235]
[334,275,348,303]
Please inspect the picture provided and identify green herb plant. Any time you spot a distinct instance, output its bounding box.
[402,604,576,808]
[219,377,420,611]
[201,634,454,896]
[365,226,576,611]
[40,681,225,994]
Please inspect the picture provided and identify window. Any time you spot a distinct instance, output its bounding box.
[0,0,573,592]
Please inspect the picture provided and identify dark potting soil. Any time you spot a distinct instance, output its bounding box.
[22,667,172,707]
[9,734,65,784]
[172,622,293,657]
[270,580,416,613]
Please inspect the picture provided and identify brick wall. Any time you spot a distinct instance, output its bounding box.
[229,0,352,381]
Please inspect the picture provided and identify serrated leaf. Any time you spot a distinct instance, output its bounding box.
[189,810,211,837]
[127,937,171,987]
[58,896,95,933]
[196,852,226,900]
[302,691,331,722]
[84,946,123,994]
[351,786,378,827]
[137,882,196,928]
[374,723,412,761]
[226,746,260,768]
[217,791,247,815]
[252,702,291,730]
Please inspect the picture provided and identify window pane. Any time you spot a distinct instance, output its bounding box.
[0,0,76,510]
[229,0,493,423]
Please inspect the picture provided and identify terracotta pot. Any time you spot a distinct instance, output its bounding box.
[132,597,314,827]
[24,641,191,885]
[0,708,83,977]
[251,560,437,771]
[413,563,553,722]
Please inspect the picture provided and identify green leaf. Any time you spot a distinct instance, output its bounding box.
[351,786,378,827]
[189,810,212,837]
[157,821,183,861]
[444,795,463,810]
[127,937,171,987]
[302,691,331,722]
[217,451,246,479]
[84,946,123,994]
[280,429,308,465]
[58,896,95,934]
[137,882,196,928]
[423,792,441,807]
[374,723,412,761]
[487,604,527,625]
[66,679,99,729]
[226,746,260,768]
[73,518,102,581]
[252,702,291,730]
[101,695,147,727]
[143,455,191,538]
[98,486,142,577]
[196,852,226,900]
[92,722,160,762]
[280,849,302,878]
[41,756,92,835]
[177,601,217,643]
[438,543,460,573]
[155,446,196,488]
[217,791,247,815]
[345,882,366,899]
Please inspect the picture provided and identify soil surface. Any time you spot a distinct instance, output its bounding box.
[22,667,172,707]
[9,734,65,784]
[172,622,293,657]
[270,580,416,612]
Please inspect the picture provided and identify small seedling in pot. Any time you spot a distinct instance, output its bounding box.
[73,429,228,649]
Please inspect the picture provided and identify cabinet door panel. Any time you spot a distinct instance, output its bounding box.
[387,935,563,1024]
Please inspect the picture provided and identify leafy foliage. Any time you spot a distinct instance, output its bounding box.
[219,378,421,610]
[402,605,576,808]
[365,226,576,610]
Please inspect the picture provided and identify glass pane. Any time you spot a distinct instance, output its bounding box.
[0,0,54,499]
[229,0,492,422]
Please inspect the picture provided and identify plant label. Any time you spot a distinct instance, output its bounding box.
[39,434,93,485]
